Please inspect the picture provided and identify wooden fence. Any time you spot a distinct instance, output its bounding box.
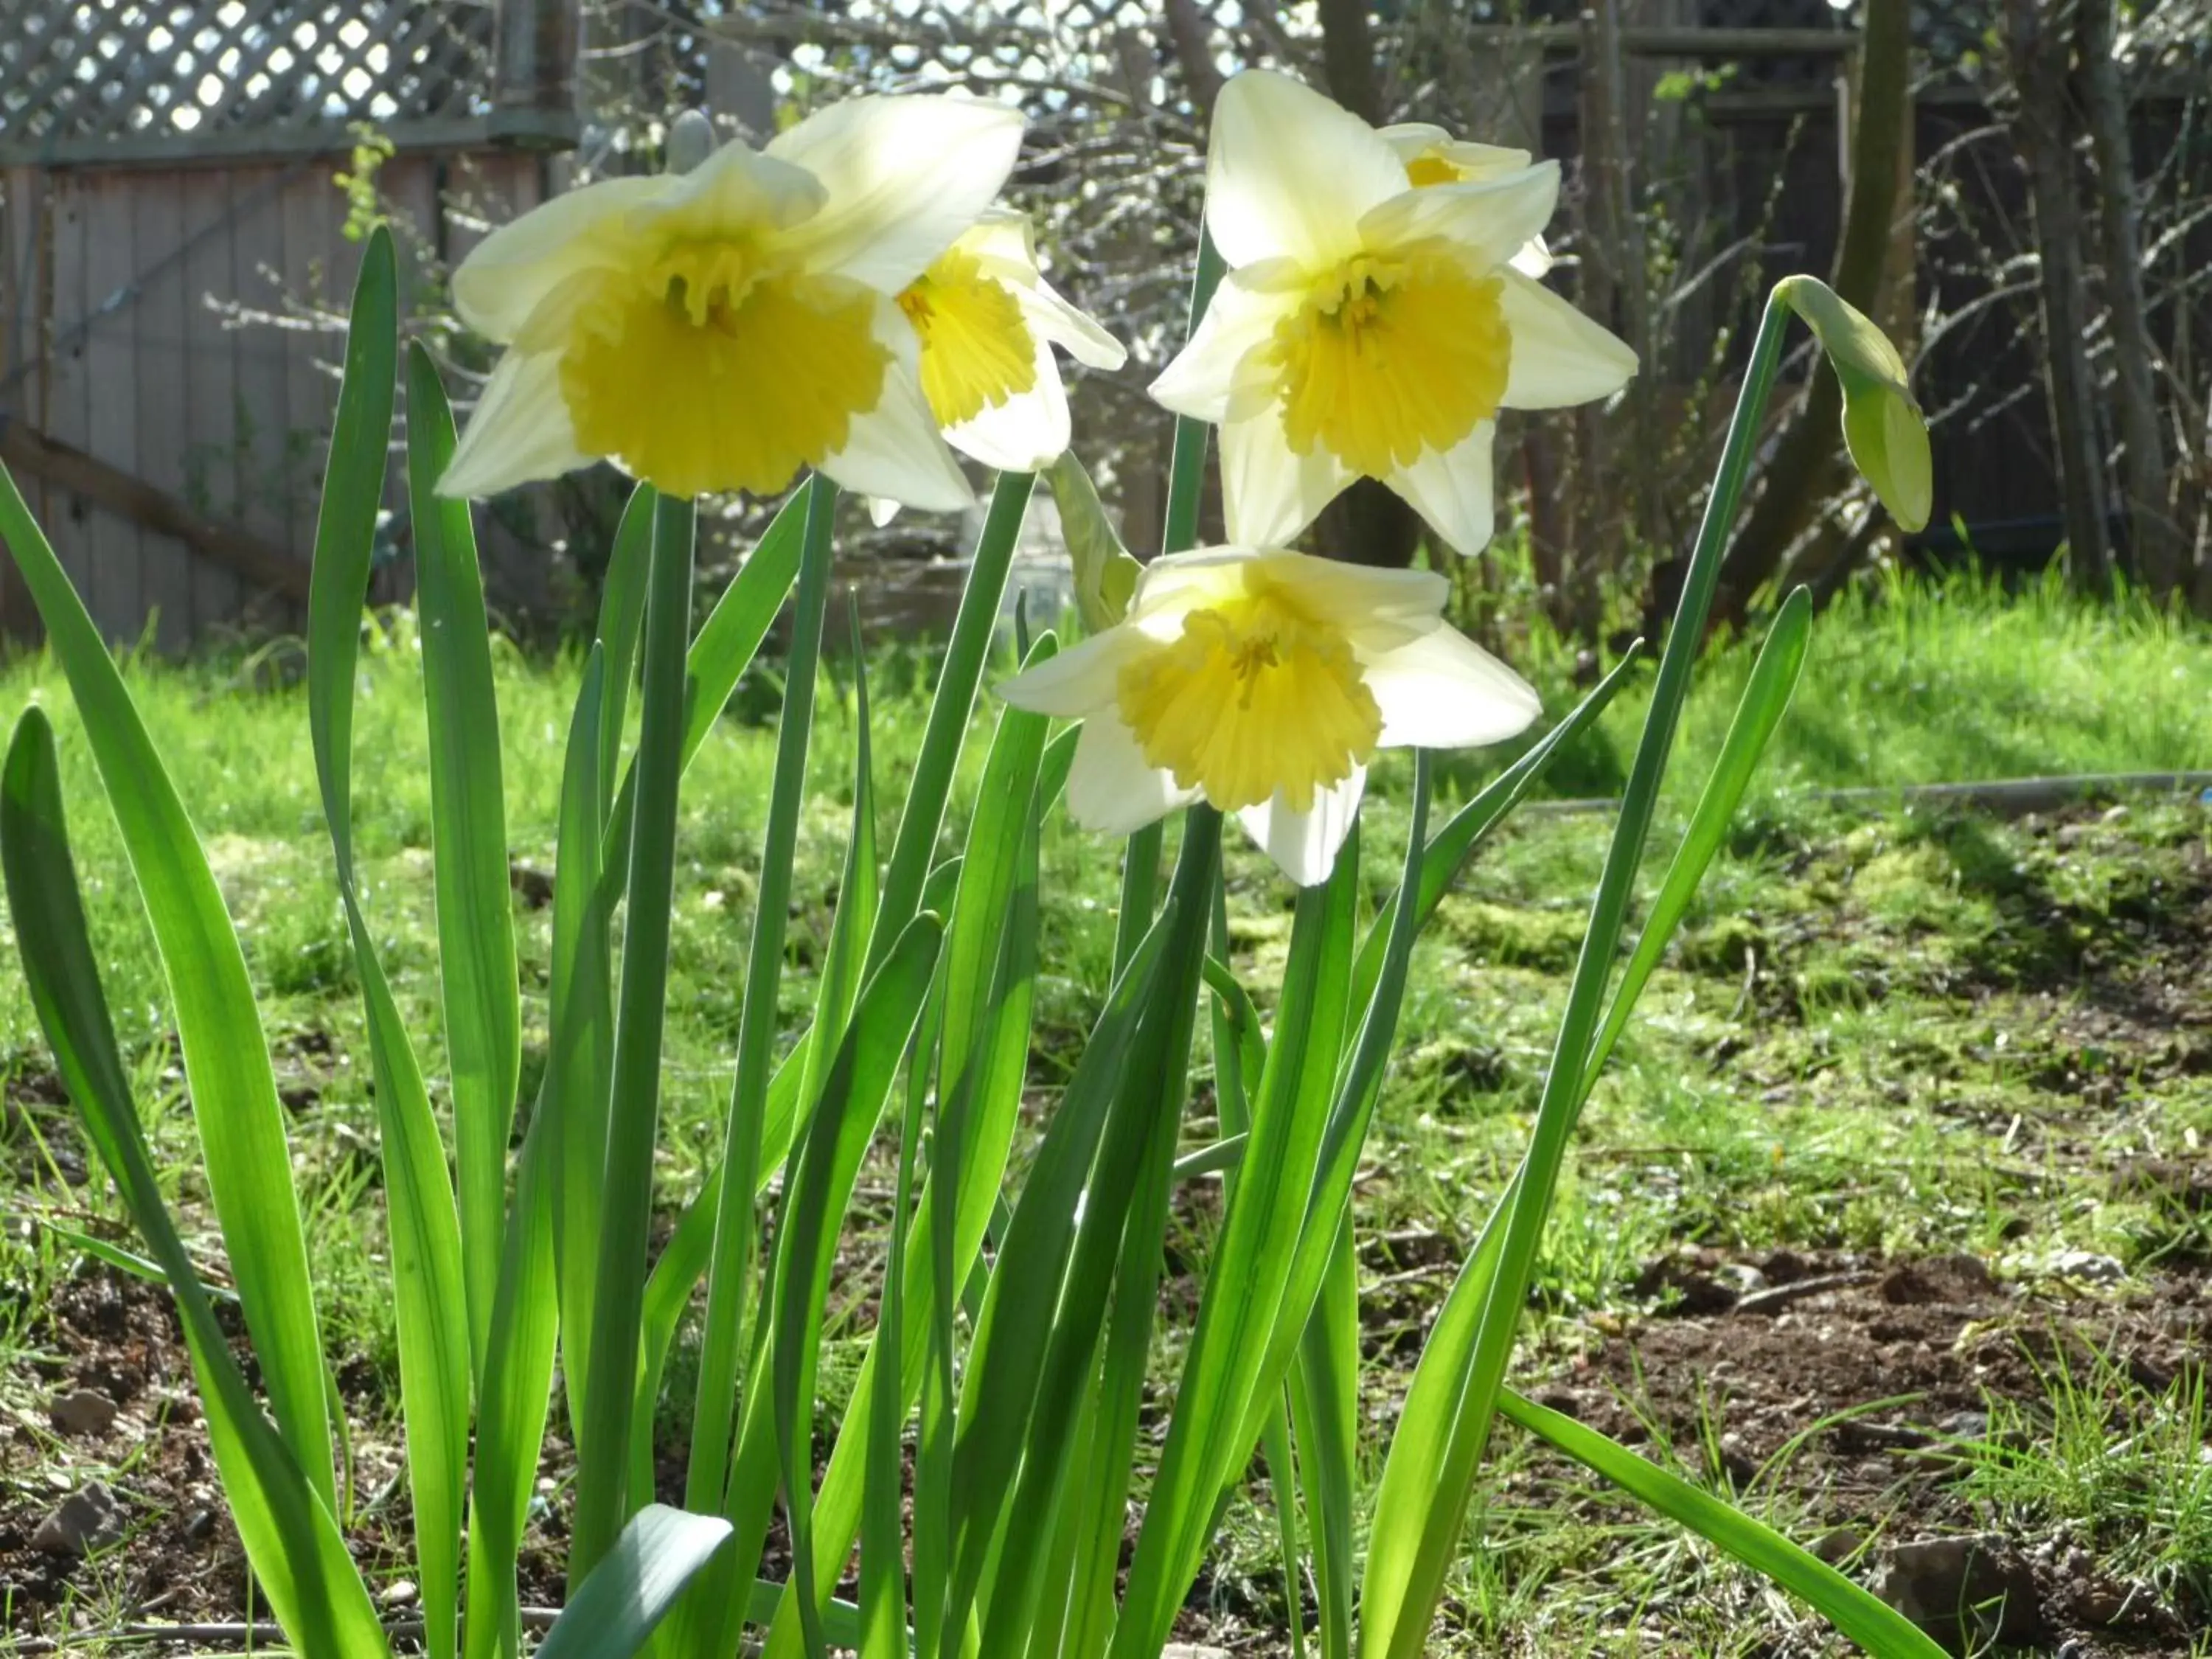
[0,0,575,649]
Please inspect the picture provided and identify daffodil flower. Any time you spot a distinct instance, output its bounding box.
[1377,122,1554,276]
[900,209,1127,472]
[998,546,1538,884]
[1151,70,1638,555]
[438,95,1024,508]
[866,209,1128,524]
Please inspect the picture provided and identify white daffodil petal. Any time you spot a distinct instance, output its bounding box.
[1379,125,1535,181]
[1237,767,1368,886]
[1257,553,1449,653]
[1498,269,1639,408]
[1065,716,1201,835]
[1368,628,1542,748]
[1356,161,1560,272]
[1220,405,1357,547]
[946,337,1069,473]
[1510,234,1554,277]
[1385,418,1498,556]
[819,297,975,511]
[1015,276,1127,370]
[439,349,591,499]
[998,625,1147,717]
[767,95,1024,293]
[823,369,974,512]
[451,175,666,342]
[639,137,827,240]
[1208,70,1410,269]
[1150,271,1290,424]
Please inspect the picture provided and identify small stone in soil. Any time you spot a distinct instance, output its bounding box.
[381,1579,420,1607]
[49,1387,118,1436]
[1875,1532,2043,1653]
[184,1508,216,1543]
[31,1481,125,1557]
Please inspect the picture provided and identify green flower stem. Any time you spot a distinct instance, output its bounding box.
[1115,228,1226,976]
[569,490,695,1591]
[1368,284,1794,1659]
[873,470,1032,975]
[686,473,839,1524]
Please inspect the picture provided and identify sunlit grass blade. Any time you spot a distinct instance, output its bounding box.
[1,710,388,1659]
[571,489,695,1586]
[467,651,605,1659]
[533,1505,734,1659]
[1495,1388,1949,1658]
[1584,587,1812,1078]
[403,341,522,1377]
[804,610,880,1116]
[1113,825,1362,1659]
[773,916,945,1659]
[2,405,337,1517]
[684,475,835,1564]
[304,294,467,1659]
[1360,288,1795,1659]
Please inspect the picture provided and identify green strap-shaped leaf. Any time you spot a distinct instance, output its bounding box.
[1349,646,1642,1014]
[758,660,1054,1659]
[1364,290,1801,1659]
[1112,824,1364,1659]
[773,916,945,1659]
[871,468,1032,975]
[1585,588,1812,1079]
[533,1505,734,1659]
[305,291,470,1659]
[594,482,655,826]
[571,490,695,1586]
[3,392,337,1520]
[1,711,388,1659]
[944,911,1178,1646]
[1496,1388,1948,1658]
[405,341,522,1381]
[465,653,603,1659]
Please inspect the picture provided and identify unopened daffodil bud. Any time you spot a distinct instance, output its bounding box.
[1778,274,1933,532]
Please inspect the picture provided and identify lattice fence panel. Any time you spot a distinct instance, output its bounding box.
[0,0,494,149]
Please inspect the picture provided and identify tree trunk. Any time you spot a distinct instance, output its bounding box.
[2074,0,2183,596]
[2006,0,2112,588]
[1710,0,1911,629]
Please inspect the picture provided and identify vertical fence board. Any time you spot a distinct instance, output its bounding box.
[83,173,143,641]
[228,163,296,622]
[0,166,46,639]
[181,165,245,632]
[279,166,337,599]
[133,170,196,651]
[44,173,92,605]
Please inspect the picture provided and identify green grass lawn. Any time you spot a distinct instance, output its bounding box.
[2,570,2209,1654]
